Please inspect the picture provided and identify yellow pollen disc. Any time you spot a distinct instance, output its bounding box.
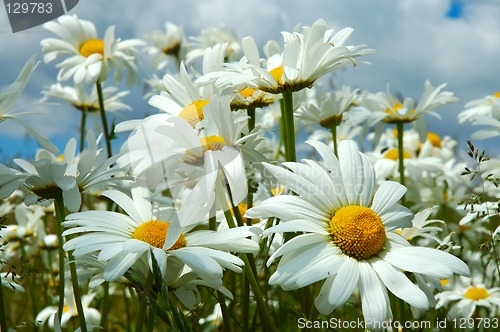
[132,220,186,250]
[427,132,441,147]
[179,100,209,124]
[271,185,284,196]
[383,149,411,160]
[493,92,500,98]
[440,279,449,286]
[329,205,386,260]
[464,287,489,301]
[79,39,104,57]
[240,87,256,99]
[231,202,253,223]
[63,305,70,313]
[269,66,284,84]
[385,103,403,115]
[199,135,225,152]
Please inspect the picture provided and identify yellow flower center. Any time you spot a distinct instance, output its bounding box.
[383,149,411,160]
[199,135,225,152]
[240,87,256,99]
[386,103,403,115]
[440,279,449,286]
[464,287,490,301]
[269,66,284,84]
[427,132,441,148]
[178,100,209,127]
[79,39,105,58]
[184,135,225,165]
[493,92,500,98]
[271,185,285,196]
[132,220,186,250]
[329,206,386,260]
[384,103,416,123]
[232,202,255,224]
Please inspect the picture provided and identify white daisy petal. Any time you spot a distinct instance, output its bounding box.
[328,257,359,308]
[371,259,428,310]
[358,262,387,329]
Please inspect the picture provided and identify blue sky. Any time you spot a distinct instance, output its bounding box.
[1,0,500,161]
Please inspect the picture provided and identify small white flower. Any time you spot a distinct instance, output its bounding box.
[41,15,145,85]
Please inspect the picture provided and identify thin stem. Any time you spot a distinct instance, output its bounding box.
[274,114,285,160]
[96,82,113,158]
[19,243,38,321]
[396,122,406,190]
[247,107,256,133]
[0,273,8,331]
[215,178,277,332]
[330,124,338,157]
[209,215,216,231]
[68,250,88,332]
[281,91,296,162]
[79,107,88,153]
[100,282,110,331]
[55,197,87,332]
[216,292,232,332]
[54,197,66,326]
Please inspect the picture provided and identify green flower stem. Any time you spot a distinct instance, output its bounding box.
[19,243,37,319]
[281,91,297,162]
[96,82,113,158]
[396,122,406,191]
[79,107,88,153]
[330,124,338,157]
[274,114,285,160]
[209,215,216,231]
[217,292,232,332]
[247,107,256,133]
[0,273,8,331]
[100,282,110,331]
[215,178,277,332]
[54,197,67,325]
[55,196,87,332]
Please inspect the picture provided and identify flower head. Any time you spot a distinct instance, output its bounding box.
[63,185,260,290]
[246,140,469,329]
[41,15,145,85]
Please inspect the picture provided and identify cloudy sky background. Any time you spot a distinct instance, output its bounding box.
[1,0,500,161]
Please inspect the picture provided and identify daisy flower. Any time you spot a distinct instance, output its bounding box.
[436,276,500,319]
[144,22,188,70]
[0,204,44,242]
[1,55,57,153]
[357,80,459,141]
[201,19,374,94]
[186,25,241,64]
[0,130,127,212]
[398,207,445,244]
[62,185,260,290]
[118,94,255,223]
[458,91,500,124]
[35,286,101,329]
[296,85,361,129]
[246,140,470,330]
[41,83,131,115]
[41,14,145,85]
